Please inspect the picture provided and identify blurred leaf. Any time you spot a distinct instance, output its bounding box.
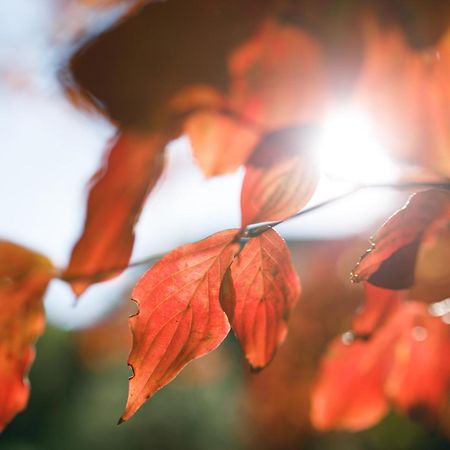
[228,18,327,129]
[64,131,167,297]
[0,241,53,431]
[185,111,261,177]
[312,297,450,431]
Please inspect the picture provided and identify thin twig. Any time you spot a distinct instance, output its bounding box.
[244,181,450,237]
[57,181,450,282]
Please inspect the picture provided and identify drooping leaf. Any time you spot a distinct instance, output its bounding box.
[221,228,300,370]
[64,131,167,297]
[311,297,450,431]
[240,127,318,227]
[68,0,265,128]
[120,229,240,422]
[185,111,261,176]
[410,223,450,302]
[0,241,54,431]
[228,18,327,129]
[310,330,392,431]
[352,189,450,290]
[352,283,404,338]
[385,302,450,418]
[354,21,450,177]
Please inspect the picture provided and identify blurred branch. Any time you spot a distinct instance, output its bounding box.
[58,180,450,282]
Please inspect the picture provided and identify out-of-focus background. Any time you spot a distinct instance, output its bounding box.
[1,1,450,449]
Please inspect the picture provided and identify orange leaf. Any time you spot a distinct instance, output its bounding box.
[385,302,450,417]
[354,21,450,177]
[120,229,240,422]
[229,18,327,129]
[352,189,450,289]
[240,127,318,227]
[311,333,391,431]
[64,131,167,297]
[221,228,300,370]
[0,241,53,431]
[312,296,450,431]
[352,283,404,337]
[185,111,260,176]
[410,220,450,302]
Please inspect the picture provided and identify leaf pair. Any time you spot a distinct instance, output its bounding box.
[0,241,54,431]
[120,227,300,422]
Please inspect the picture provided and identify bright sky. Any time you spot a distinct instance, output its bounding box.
[0,1,405,329]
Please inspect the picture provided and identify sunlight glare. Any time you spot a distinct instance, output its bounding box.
[316,107,399,184]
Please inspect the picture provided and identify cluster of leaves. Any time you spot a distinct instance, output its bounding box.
[2,0,450,435]
[312,190,450,429]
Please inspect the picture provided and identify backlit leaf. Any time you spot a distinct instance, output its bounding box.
[240,127,318,227]
[0,241,53,431]
[352,189,450,289]
[352,283,404,337]
[64,130,167,297]
[229,18,327,129]
[354,21,450,177]
[120,229,240,422]
[311,330,392,431]
[385,302,450,417]
[312,297,450,431]
[221,228,300,370]
[185,111,260,176]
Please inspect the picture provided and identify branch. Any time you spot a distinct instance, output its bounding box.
[57,181,450,282]
[244,181,450,237]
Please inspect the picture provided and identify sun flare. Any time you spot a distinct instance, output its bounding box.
[315,107,399,184]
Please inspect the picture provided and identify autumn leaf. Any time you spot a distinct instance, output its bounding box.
[310,330,392,431]
[385,302,450,418]
[221,228,300,370]
[352,283,404,338]
[228,18,327,129]
[351,189,450,290]
[64,130,167,297]
[120,229,240,422]
[311,296,450,431]
[0,241,54,431]
[410,216,450,302]
[240,127,318,227]
[185,111,260,176]
[353,20,450,177]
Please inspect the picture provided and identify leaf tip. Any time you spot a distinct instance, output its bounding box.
[117,416,126,425]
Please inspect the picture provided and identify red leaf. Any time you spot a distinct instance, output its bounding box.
[185,111,260,176]
[221,228,300,369]
[228,18,327,129]
[410,220,450,302]
[311,336,391,431]
[64,131,167,297]
[385,302,450,416]
[352,283,404,337]
[352,189,450,290]
[240,127,318,227]
[0,241,53,431]
[120,229,240,422]
[354,21,450,177]
[312,296,450,431]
